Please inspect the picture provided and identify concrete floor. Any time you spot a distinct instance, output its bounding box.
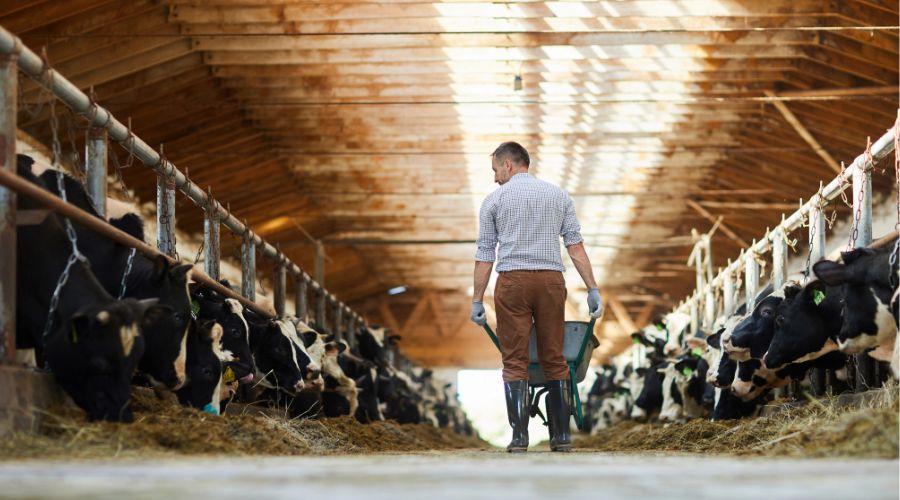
[0,452,896,500]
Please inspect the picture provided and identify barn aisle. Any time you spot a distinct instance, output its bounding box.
[0,453,896,500]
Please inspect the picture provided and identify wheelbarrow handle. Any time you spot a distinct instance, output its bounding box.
[481,323,502,351]
[481,316,597,352]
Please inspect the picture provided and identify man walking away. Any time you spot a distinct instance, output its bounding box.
[470,142,603,453]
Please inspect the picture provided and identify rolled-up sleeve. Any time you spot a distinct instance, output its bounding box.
[560,194,583,247]
[475,196,498,262]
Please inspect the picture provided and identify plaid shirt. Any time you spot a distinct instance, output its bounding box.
[475,173,583,272]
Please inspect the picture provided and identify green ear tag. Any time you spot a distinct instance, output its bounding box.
[191,300,201,317]
[682,367,694,377]
[692,347,704,357]
[813,290,826,306]
[632,337,641,345]
[655,324,664,331]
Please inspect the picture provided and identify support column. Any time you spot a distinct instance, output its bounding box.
[156,174,176,257]
[689,298,699,338]
[316,290,326,328]
[204,196,220,281]
[723,270,735,318]
[85,127,107,218]
[295,278,308,322]
[333,301,343,340]
[772,228,787,289]
[852,160,876,390]
[0,54,17,363]
[241,233,256,301]
[347,309,356,347]
[745,250,760,312]
[274,262,286,317]
[809,203,827,395]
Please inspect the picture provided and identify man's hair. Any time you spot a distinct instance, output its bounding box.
[491,141,530,168]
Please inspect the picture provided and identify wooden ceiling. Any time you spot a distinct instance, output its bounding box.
[3,0,898,367]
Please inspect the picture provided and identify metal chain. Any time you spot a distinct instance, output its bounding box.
[117,248,137,300]
[63,108,84,181]
[847,139,874,251]
[193,237,205,265]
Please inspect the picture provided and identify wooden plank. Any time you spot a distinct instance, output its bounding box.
[764,90,842,174]
[685,199,749,248]
[605,295,638,335]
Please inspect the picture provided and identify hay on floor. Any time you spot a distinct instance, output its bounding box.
[0,390,488,460]
[578,382,899,458]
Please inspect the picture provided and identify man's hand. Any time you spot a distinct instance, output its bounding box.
[587,288,604,319]
[470,301,487,326]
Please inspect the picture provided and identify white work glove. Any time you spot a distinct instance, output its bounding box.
[470,301,487,326]
[587,288,604,319]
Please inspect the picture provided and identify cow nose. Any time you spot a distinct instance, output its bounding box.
[239,373,254,384]
[173,374,187,391]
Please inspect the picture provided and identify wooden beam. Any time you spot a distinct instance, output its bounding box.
[426,291,451,338]
[635,302,658,327]
[685,199,749,248]
[605,294,639,335]
[698,201,797,211]
[378,298,401,334]
[763,90,842,174]
[777,85,899,98]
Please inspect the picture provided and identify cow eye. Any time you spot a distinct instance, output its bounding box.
[761,308,772,318]
[775,316,785,328]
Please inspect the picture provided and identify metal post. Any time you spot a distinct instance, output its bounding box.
[772,228,787,289]
[241,233,256,301]
[0,53,17,363]
[203,198,220,281]
[85,127,107,218]
[703,289,715,332]
[314,240,325,287]
[316,291,326,328]
[689,298,699,338]
[333,301,343,340]
[809,203,827,395]
[347,309,356,347]
[295,278,308,322]
[274,263,286,317]
[723,270,735,318]
[852,159,876,390]
[745,249,760,311]
[156,174,176,257]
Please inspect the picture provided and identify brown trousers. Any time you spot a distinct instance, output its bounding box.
[494,270,569,382]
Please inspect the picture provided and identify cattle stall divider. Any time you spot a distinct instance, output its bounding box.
[675,118,899,393]
[0,24,373,364]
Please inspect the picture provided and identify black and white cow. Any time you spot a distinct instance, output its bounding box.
[191,285,255,387]
[175,320,231,415]
[764,280,844,370]
[814,246,899,375]
[38,168,193,391]
[243,310,306,395]
[15,155,151,421]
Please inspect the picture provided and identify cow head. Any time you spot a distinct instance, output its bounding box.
[136,257,193,390]
[726,283,800,361]
[247,315,306,395]
[764,280,841,369]
[814,248,898,353]
[45,298,151,422]
[192,288,255,386]
[176,320,230,415]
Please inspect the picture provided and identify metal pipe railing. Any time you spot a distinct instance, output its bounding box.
[678,123,898,317]
[0,25,369,336]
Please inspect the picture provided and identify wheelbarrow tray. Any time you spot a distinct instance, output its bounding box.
[527,320,599,386]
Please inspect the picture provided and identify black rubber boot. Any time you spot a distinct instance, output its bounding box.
[547,379,572,452]
[504,380,529,453]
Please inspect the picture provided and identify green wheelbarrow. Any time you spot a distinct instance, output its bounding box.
[481,318,599,431]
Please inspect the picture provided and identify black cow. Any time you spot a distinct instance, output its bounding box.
[243,310,306,395]
[814,246,899,357]
[175,319,228,415]
[16,155,150,421]
[38,169,192,390]
[764,280,844,369]
[190,284,255,386]
[631,361,667,420]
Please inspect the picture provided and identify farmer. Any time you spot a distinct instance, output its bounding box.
[470,141,603,453]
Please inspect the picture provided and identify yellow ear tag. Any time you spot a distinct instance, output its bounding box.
[223,366,235,384]
[813,290,826,306]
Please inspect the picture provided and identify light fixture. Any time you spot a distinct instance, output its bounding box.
[387,286,408,296]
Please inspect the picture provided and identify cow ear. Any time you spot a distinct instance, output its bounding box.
[783,284,802,302]
[813,260,850,286]
[841,247,876,265]
[706,332,722,349]
[388,334,402,343]
[170,263,193,282]
[635,367,647,377]
[336,340,348,354]
[301,330,318,347]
